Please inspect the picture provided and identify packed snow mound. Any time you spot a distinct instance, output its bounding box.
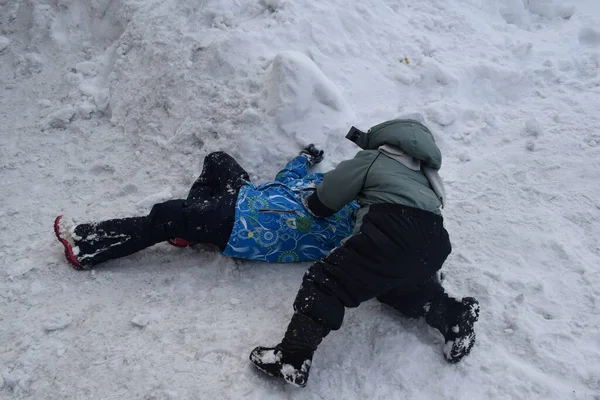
[0,0,124,50]
[523,0,576,19]
[0,0,124,129]
[47,0,125,48]
[499,0,576,28]
[266,51,354,147]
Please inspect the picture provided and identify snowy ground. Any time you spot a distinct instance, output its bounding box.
[1,0,600,398]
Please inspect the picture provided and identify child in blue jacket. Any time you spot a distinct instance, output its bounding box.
[54,147,358,269]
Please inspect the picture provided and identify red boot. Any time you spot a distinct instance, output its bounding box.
[53,216,84,270]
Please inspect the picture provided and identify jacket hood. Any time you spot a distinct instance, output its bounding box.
[345,117,442,169]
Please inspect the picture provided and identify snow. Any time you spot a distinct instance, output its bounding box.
[1,0,600,398]
[266,51,354,147]
[254,348,281,365]
[131,314,150,328]
[43,314,73,332]
[281,359,311,388]
[0,36,9,53]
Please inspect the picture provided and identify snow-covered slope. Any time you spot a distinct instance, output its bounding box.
[1,0,599,398]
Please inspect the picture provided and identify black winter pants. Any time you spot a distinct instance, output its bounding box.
[289,204,452,345]
[74,152,249,267]
[186,151,250,203]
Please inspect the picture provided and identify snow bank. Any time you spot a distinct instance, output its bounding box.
[524,0,576,19]
[265,51,354,146]
[0,0,125,132]
[500,0,576,28]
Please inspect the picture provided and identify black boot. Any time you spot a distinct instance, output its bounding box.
[250,313,329,387]
[55,214,159,269]
[73,218,155,267]
[250,344,314,387]
[54,201,190,269]
[425,295,480,363]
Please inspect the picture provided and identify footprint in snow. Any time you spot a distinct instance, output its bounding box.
[89,164,115,176]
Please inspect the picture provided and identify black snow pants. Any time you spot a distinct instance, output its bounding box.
[74,152,250,268]
[282,204,452,350]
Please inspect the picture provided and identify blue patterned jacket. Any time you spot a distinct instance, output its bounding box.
[222,155,359,262]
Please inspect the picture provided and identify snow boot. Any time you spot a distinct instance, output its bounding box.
[249,344,313,388]
[250,313,328,387]
[426,296,480,363]
[54,214,155,269]
[441,297,480,363]
[54,215,84,270]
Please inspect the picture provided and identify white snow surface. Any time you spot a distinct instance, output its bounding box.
[1,0,600,398]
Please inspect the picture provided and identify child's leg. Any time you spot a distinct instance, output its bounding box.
[179,193,237,250]
[55,194,237,269]
[376,274,446,319]
[187,152,250,202]
[377,274,480,363]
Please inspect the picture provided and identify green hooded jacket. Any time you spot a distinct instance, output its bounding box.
[314,119,444,233]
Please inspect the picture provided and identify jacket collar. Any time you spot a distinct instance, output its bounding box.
[378,144,421,171]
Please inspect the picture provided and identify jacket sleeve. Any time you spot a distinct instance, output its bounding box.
[304,153,374,218]
[274,155,312,184]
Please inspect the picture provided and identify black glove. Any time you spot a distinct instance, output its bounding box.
[300,144,324,164]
